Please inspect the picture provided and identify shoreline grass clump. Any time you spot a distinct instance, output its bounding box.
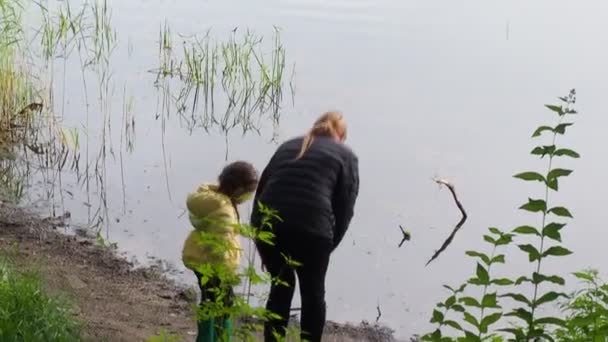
[153,25,292,138]
[0,0,45,201]
[0,256,81,341]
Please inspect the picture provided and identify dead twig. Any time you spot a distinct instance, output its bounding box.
[376,303,382,323]
[398,225,411,248]
[426,178,468,266]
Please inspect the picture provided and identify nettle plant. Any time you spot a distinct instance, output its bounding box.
[555,270,608,341]
[192,202,281,342]
[423,228,515,341]
[422,89,580,341]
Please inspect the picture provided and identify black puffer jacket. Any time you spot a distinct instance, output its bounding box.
[251,136,359,248]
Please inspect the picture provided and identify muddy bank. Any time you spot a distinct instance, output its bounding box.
[0,203,406,341]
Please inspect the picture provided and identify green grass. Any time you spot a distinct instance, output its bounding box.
[0,0,40,201]
[0,256,81,342]
[153,25,290,137]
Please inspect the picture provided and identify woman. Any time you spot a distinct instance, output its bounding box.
[251,112,360,342]
[182,161,258,342]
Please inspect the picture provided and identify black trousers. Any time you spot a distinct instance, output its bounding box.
[256,231,333,342]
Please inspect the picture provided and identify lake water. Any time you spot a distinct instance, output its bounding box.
[18,0,608,338]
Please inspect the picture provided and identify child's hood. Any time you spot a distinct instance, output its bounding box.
[186,183,232,219]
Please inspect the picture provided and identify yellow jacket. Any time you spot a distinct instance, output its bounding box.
[181,184,241,272]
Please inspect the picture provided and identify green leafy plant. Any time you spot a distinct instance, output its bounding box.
[95,231,118,249]
[189,201,288,341]
[422,228,513,341]
[424,282,467,340]
[555,270,608,341]
[421,90,580,341]
[503,89,578,340]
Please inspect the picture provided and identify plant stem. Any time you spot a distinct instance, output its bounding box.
[529,103,569,339]
[478,246,498,339]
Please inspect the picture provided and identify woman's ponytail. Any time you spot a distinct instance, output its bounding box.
[297,131,315,159]
[296,112,347,159]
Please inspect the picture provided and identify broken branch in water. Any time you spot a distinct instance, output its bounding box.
[426,178,468,266]
[398,225,411,248]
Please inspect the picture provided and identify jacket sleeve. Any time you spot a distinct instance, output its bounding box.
[331,153,360,249]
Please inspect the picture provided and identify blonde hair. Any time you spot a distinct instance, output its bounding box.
[296,111,347,159]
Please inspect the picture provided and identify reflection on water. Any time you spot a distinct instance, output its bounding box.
[2,0,608,338]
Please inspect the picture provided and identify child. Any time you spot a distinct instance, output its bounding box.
[182,161,259,342]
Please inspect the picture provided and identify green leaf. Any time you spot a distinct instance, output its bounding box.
[532,272,565,285]
[543,222,566,242]
[422,329,441,341]
[518,244,541,262]
[534,317,566,327]
[481,293,499,308]
[534,291,567,307]
[501,293,532,306]
[499,328,526,340]
[548,206,573,218]
[468,278,484,286]
[431,309,444,324]
[554,148,580,158]
[573,271,595,282]
[542,246,573,257]
[519,198,547,213]
[444,320,463,331]
[570,316,596,327]
[528,329,551,340]
[445,295,457,307]
[488,227,502,235]
[546,177,559,191]
[531,126,554,137]
[451,304,465,312]
[545,169,573,191]
[480,313,503,333]
[531,145,556,158]
[466,251,491,265]
[506,308,533,325]
[491,255,506,264]
[545,104,564,115]
[483,235,496,244]
[514,172,545,182]
[547,168,573,181]
[495,234,514,246]
[491,278,514,286]
[463,312,480,329]
[515,276,532,285]
[443,285,455,292]
[513,225,540,236]
[554,122,574,134]
[476,263,490,284]
[463,330,481,342]
[460,297,481,308]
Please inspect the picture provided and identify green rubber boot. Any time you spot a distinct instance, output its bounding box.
[196,319,215,342]
[215,318,234,341]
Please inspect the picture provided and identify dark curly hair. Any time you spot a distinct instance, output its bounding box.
[217,161,258,199]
